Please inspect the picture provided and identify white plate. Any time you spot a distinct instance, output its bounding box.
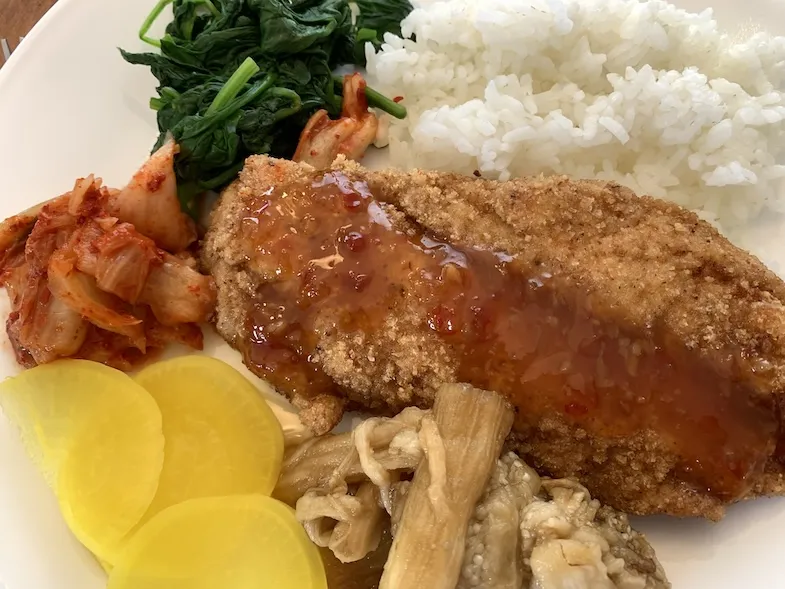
[1,0,784,587]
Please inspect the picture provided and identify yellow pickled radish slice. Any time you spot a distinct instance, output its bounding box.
[134,356,284,523]
[107,495,327,589]
[0,359,163,563]
[57,390,164,564]
[0,360,160,486]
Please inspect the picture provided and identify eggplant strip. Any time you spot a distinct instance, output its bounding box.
[297,481,386,564]
[378,383,514,589]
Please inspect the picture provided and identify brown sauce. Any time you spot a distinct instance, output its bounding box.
[241,171,777,500]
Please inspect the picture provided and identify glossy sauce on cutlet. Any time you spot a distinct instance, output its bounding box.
[240,171,776,500]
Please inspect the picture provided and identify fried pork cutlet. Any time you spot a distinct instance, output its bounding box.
[202,155,785,519]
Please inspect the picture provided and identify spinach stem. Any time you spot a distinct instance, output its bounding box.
[332,75,407,119]
[218,75,277,119]
[364,85,407,119]
[268,88,303,121]
[355,28,378,44]
[206,57,261,116]
[150,87,181,111]
[222,75,276,117]
[200,0,221,17]
[139,0,175,48]
[161,87,181,101]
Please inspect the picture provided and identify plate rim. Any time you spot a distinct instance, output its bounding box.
[2,1,785,588]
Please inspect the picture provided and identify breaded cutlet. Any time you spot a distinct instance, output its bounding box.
[202,155,785,519]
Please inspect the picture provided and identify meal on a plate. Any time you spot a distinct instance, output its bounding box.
[3,0,785,586]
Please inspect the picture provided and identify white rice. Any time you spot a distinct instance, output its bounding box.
[366,0,785,236]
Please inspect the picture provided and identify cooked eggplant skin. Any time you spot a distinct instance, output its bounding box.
[379,384,514,589]
[279,384,670,589]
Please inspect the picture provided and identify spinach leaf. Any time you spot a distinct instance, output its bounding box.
[238,87,303,155]
[277,54,342,115]
[120,49,211,92]
[249,0,352,56]
[354,0,412,38]
[159,25,260,73]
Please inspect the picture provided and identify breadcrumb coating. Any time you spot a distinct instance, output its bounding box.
[202,155,785,519]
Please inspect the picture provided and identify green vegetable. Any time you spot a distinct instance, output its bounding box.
[121,0,414,215]
[353,0,413,64]
[138,0,172,47]
[252,0,353,56]
[154,60,294,214]
[205,56,260,115]
[354,0,412,37]
[332,75,406,119]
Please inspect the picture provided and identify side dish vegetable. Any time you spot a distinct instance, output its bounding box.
[0,357,308,587]
[121,0,412,214]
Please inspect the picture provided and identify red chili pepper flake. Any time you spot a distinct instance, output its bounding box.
[393,96,404,103]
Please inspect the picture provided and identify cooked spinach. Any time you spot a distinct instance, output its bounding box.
[353,0,413,64]
[252,0,353,56]
[355,0,411,35]
[121,0,413,215]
